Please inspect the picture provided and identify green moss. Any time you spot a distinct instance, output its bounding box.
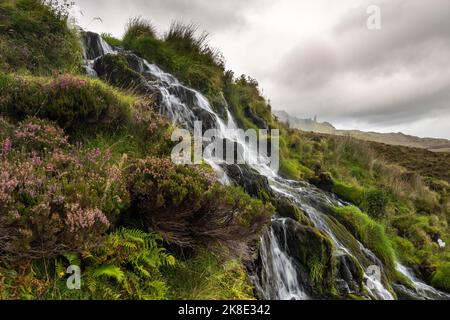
[274,197,311,226]
[332,206,396,276]
[101,33,122,47]
[332,180,364,205]
[431,263,450,292]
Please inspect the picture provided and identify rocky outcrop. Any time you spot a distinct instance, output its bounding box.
[94,54,155,95]
[223,164,274,202]
[271,218,336,297]
[244,106,268,129]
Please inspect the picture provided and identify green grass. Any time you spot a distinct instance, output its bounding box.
[431,263,450,292]
[332,206,396,275]
[164,251,255,300]
[0,0,82,74]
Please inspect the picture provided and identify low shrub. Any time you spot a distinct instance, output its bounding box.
[127,157,273,251]
[123,17,157,48]
[0,74,131,133]
[0,118,129,262]
[363,188,389,219]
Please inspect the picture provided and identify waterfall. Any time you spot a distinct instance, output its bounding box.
[253,219,309,300]
[81,32,447,300]
[395,264,450,300]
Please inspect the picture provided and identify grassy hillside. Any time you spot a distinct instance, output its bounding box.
[0,0,272,300]
[0,0,448,299]
[275,111,450,152]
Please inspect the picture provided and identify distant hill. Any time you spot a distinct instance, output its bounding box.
[274,110,336,134]
[274,110,450,152]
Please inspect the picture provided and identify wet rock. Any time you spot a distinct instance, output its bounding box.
[94,54,155,95]
[274,197,311,225]
[210,92,229,121]
[124,53,147,74]
[244,106,268,129]
[272,219,336,297]
[224,164,274,202]
[81,31,112,60]
[392,284,422,300]
[335,254,364,295]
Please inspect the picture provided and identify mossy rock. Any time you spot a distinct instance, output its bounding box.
[272,219,336,297]
[94,54,151,93]
[431,263,450,293]
[274,197,311,226]
[331,206,396,277]
[309,171,333,192]
[223,164,274,203]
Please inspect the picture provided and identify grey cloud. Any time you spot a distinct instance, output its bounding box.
[75,0,272,36]
[268,0,450,134]
[275,40,338,91]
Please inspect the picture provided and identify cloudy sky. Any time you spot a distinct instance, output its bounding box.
[73,0,450,139]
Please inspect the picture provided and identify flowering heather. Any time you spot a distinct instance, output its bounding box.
[48,74,87,91]
[0,119,129,261]
[13,118,68,152]
[1,138,12,157]
[65,203,110,233]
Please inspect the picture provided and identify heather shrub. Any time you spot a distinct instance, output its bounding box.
[12,117,69,152]
[0,74,131,133]
[0,120,129,262]
[130,101,175,156]
[127,157,273,250]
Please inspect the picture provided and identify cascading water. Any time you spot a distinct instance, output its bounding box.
[81,31,448,300]
[254,219,309,300]
[395,264,450,300]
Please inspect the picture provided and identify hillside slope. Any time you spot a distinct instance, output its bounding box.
[0,0,449,300]
[275,110,450,152]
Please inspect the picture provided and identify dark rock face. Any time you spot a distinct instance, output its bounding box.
[81,31,111,60]
[94,54,150,93]
[392,284,422,300]
[335,254,364,295]
[210,93,229,121]
[124,53,146,74]
[223,164,274,201]
[271,219,336,297]
[244,106,268,129]
[309,172,333,192]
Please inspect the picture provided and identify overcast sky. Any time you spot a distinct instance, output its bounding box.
[72,0,450,139]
